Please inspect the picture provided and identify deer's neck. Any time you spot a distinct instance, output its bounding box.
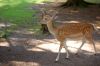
[47,21,56,35]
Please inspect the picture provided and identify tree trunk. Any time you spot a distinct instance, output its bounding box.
[61,0,89,7]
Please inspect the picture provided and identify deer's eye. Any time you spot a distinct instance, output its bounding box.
[45,18,48,20]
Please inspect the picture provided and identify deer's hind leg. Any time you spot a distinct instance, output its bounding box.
[76,35,86,54]
[84,30,97,54]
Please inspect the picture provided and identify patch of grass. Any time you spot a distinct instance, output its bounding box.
[0,0,48,37]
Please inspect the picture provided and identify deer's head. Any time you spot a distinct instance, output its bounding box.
[40,9,58,24]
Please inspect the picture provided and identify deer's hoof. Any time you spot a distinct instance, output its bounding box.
[54,60,58,63]
[94,53,97,56]
[65,58,71,61]
[65,57,69,59]
[75,53,78,55]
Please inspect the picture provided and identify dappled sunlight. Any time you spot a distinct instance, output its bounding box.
[27,0,47,4]
[0,0,47,7]
[0,22,14,28]
[0,33,100,66]
[67,40,95,53]
[0,42,9,47]
[33,43,60,52]
[1,61,41,66]
[96,42,100,52]
[0,0,23,7]
[68,21,80,23]
[0,2,6,7]
[29,39,100,54]
[66,20,80,23]
[9,37,27,41]
[57,20,80,23]
[97,26,100,29]
[14,29,35,35]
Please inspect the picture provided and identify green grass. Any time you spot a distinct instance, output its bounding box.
[0,0,46,26]
[0,0,48,37]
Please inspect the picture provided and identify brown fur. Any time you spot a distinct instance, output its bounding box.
[41,11,96,61]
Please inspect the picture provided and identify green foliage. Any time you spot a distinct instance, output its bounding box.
[0,30,10,38]
[85,0,100,4]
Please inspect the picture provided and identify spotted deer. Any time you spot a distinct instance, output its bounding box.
[41,9,97,62]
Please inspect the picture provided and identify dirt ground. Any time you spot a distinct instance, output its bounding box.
[0,2,100,66]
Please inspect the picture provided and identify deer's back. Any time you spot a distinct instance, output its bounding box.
[54,23,94,41]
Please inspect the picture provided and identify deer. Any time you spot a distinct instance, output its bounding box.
[41,9,97,62]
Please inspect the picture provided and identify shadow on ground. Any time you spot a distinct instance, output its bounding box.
[0,45,100,66]
[0,31,100,66]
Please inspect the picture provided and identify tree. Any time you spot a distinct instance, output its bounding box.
[60,0,94,7]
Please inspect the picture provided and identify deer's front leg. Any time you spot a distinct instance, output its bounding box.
[55,42,63,62]
[63,40,69,59]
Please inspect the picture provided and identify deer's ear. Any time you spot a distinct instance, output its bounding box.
[54,16,58,19]
[51,15,58,20]
[51,12,58,20]
[48,10,58,19]
[40,8,47,15]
